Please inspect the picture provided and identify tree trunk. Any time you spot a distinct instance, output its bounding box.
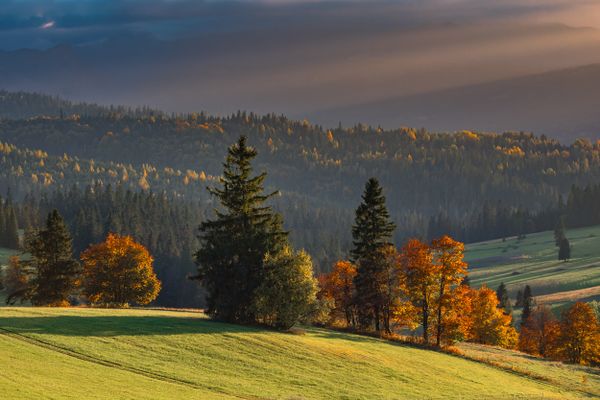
[436,277,446,347]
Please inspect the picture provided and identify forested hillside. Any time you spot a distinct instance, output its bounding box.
[4,92,600,307]
[3,94,600,221]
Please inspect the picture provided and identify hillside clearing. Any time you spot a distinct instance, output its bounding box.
[0,307,595,399]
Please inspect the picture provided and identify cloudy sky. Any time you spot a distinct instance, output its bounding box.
[2,0,600,124]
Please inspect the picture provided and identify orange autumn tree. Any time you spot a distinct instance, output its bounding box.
[400,238,436,344]
[376,245,416,334]
[320,260,357,327]
[519,305,561,359]
[430,236,468,347]
[558,302,600,365]
[469,285,518,348]
[81,233,161,307]
[439,283,473,345]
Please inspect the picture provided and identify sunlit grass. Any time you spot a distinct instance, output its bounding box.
[0,307,590,399]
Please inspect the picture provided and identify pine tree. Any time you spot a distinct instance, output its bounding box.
[0,199,7,247]
[558,238,571,261]
[521,285,534,326]
[350,178,396,262]
[351,178,396,331]
[515,289,524,307]
[194,136,288,323]
[5,205,20,249]
[26,210,80,306]
[496,282,513,314]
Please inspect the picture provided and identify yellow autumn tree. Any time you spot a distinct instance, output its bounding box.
[430,235,468,346]
[81,233,161,307]
[558,302,600,365]
[469,286,518,348]
[400,238,437,344]
[439,284,473,346]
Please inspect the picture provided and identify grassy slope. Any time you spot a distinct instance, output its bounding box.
[0,308,593,400]
[456,343,600,398]
[465,225,600,308]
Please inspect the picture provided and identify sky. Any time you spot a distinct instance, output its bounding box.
[1,0,600,126]
[2,0,600,50]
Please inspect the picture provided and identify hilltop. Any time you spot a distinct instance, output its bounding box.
[0,307,597,399]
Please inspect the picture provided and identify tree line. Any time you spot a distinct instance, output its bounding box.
[5,210,160,307]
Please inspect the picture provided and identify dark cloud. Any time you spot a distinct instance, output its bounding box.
[2,0,598,49]
[1,0,600,135]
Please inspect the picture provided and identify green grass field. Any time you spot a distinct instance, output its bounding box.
[465,225,600,308]
[0,307,595,399]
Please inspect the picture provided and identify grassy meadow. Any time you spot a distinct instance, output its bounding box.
[0,307,594,399]
[465,225,600,309]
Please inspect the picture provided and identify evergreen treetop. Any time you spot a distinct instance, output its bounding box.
[195,136,288,323]
[350,177,396,263]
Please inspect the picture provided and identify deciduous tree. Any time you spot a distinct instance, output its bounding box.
[3,256,28,304]
[252,247,318,330]
[320,260,357,327]
[519,305,561,358]
[81,233,161,306]
[400,239,436,344]
[558,302,600,365]
[469,286,518,348]
[431,235,468,346]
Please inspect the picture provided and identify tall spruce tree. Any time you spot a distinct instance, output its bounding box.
[558,238,571,261]
[521,284,534,326]
[194,136,288,323]
[0,201,6,247]
[5,205,20,249]
[25,210,80,306]
[495,282,513,315]
[351,178,396,331]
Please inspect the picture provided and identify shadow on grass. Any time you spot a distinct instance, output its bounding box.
[0,315,258,337]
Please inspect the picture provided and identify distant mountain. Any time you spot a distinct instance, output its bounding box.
[309,64,600,141]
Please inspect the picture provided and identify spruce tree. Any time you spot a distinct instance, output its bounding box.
[351,178,396,331]
[194,136,288,323]
[495,282,513,315]
[521,284,534,327]
[26,210,80,306]
[5,206,20,249]
[558,238,571,261]
[0,202,6,247]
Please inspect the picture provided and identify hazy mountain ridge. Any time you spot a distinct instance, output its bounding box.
[310,64,600,141]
